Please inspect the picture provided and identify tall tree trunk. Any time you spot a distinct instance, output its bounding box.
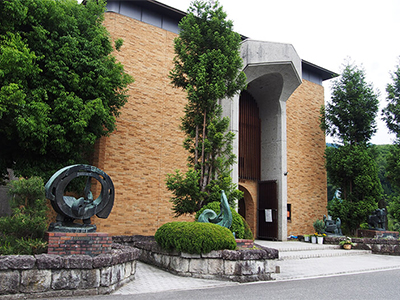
[200,110,207,191]
[194,124,199,168]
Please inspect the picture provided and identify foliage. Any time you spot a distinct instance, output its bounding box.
[381,63,400,231]
[167,0,246,216]
[195,201,253,239]
[320,63,379,145]
[313,219,325,234]
[321,63,382,235]
[154,222,236,254]
[0,0,133,182]
[326,144,382,234]
[371,144,397,200]
[382,63,400,142]
[0,177,49,255]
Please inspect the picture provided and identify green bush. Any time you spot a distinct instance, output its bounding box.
[313,219,325,234]
[0,177,48,255]
[155,222,237,254]
[195,202,254,240]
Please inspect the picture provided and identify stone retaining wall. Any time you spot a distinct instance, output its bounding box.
[0,244,139,299]
[324,236,400,255]
[114,235,279,282]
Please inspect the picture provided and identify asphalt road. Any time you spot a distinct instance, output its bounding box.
[51,269,400,300]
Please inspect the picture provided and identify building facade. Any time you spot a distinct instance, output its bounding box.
[91,0,335,240]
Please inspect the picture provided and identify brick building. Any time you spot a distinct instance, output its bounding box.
[91,0,336,240]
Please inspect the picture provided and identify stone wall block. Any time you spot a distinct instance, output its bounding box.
[181,252,201,259]
[207,259,224,275]
[111,264,125,285]
[153,253,163,267]
[80,269,100,289]
[170,256,189,273]
[36,254,64,269]
[100,266,112,287]
[124,262,132,279]
[0,270,19,295]
[20,269,51,293]
[131,261,137,275]
[237,260,256,275]
[7,255,36,269]
[161,253,171,268]
[221,250,241,260]
[223,260,238,275]
[201,250,222,259]
[64,255,93,269]
[189,259,208,274]
[51,269,81,290]
[92,253,113,269]
[0,256,9,270]
[381,244,393,254]
[265,260,276,273]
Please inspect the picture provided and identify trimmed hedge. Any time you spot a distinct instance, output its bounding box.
[195,202,254,240]
[155,222,237,254]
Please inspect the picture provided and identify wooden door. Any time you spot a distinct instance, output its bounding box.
[258,180,278,240]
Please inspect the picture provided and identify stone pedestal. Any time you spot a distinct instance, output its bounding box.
[46,232,112,256]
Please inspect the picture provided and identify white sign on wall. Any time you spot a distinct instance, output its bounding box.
[265,209,272,222]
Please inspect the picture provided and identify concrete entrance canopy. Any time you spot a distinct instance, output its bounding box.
[222,40,302,241]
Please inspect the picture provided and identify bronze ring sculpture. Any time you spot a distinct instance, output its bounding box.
[45,164,114,232]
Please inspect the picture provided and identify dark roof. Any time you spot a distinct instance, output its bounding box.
[302,60,338,81]
[128,0,187,20]
[83,0,186,20]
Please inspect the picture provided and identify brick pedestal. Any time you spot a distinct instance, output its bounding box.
[235,239,255,249]
[46,232,112,256]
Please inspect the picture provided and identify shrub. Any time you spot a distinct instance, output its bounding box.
[313,219,325,234]
[0,177,49,255]
[195,201,254,240]
[155,222,236,254]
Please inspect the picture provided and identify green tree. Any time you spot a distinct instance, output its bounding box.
[0,0,133,182]
[167,0,246,216]
[382,63,400,231]
[321,63,382,234]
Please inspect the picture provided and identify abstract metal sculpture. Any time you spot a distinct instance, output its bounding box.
[198,190,233,229]
[45,164,114,232]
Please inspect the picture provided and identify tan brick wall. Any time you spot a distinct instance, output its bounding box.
[91,13,327,238]
[286,79,328,236]
[92,13,193,236]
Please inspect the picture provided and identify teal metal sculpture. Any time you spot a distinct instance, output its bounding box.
[198,190,232,229]
[45,164,114,232]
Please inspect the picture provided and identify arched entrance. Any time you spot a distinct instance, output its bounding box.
[221,40,302,240]
[238,184,256,238]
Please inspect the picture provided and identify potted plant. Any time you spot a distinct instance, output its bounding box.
[311,233,317,244]
[313,219,325,244]
[304,234,310,242]
[317,233,326,244]
[339,237,354,250]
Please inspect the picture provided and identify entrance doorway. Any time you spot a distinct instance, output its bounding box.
[257,180,278,240]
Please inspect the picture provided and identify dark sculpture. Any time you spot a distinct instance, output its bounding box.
[323,215,342,235]
[368,208,387,231]
[198,190,233,229]
[45,164,114,232]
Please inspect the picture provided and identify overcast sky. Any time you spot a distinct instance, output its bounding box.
[157,0,400,145]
